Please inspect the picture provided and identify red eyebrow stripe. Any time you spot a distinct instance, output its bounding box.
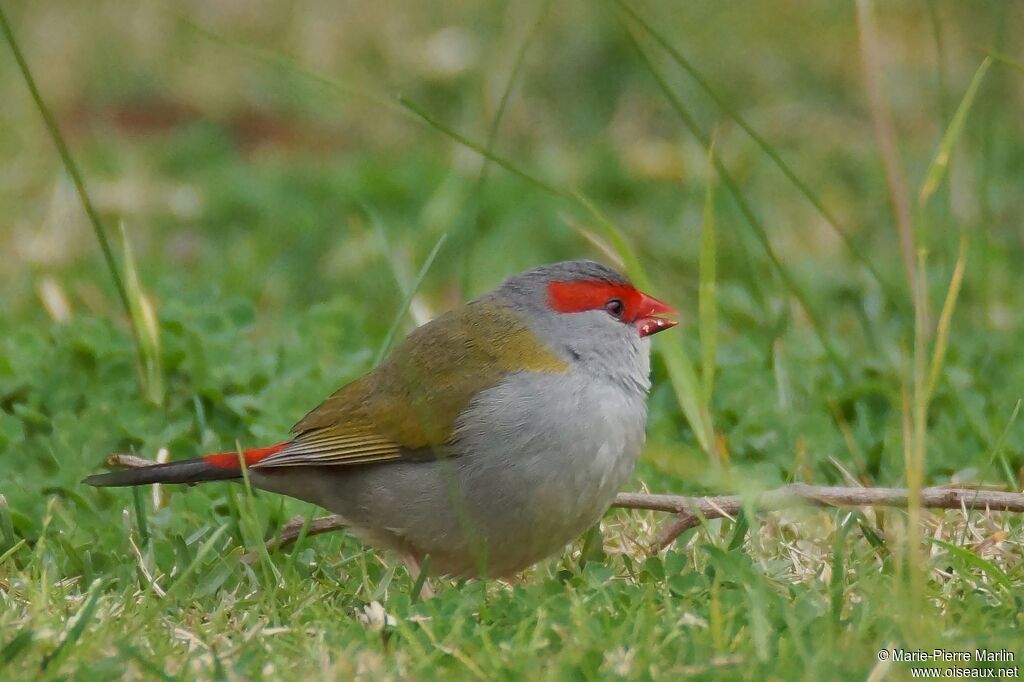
[547,280,641,315]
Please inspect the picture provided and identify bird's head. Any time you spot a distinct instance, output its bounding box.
[490,260,677,392]
[545,267,677,338]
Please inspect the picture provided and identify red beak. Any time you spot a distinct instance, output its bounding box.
[633,292,678,337]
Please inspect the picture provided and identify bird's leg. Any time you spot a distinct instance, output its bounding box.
[400,551,435,600]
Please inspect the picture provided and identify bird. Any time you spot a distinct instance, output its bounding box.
[84,260,677,579]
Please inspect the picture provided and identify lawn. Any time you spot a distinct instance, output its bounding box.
[2,1,1023,679]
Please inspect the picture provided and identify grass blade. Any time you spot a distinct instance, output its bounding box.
[925,236,967,399]
[987,49,1024,75]
[375,232,448,365]
[41,578,103,671]
[131,486,150,548]
[906,249,930,608]
[180,15,403,117]
[119,223,164,406]
[0,538,26,566]
[983,399,1023,490]
[234,444,281,587]
[830,517,854,628]
[699,140,719,405]
[285,509,318,573]
[160,525,228,603]
[856,0,917,297]
[918,57,993,207]
[931,538,1013,595]
[0,629,33,670]
[410,555,432,605]
[399,96,569,200]
[612,0,901,307]
[477,0,550,188]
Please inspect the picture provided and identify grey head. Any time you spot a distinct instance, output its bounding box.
[480,259,677,396]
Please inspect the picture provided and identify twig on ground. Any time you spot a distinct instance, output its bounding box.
[241,515,347,564]
[104,456,1024,556]
[612,484,1024,551]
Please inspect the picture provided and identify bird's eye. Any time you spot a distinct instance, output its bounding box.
[604,298,625,319]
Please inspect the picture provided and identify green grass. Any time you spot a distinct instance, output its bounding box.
[2,0,1024,679]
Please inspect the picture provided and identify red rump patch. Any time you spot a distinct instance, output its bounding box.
[547,280,649,322]
[204,443,287,470]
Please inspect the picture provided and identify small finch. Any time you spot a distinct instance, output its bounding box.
[85,260,677,578]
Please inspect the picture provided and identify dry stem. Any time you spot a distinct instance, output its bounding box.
[856,0,916,295]
[613,484,1024,550]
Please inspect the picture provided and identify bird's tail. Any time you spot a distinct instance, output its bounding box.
[82,443,287,487]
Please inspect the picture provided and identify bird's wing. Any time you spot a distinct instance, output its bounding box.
[252,301,568,469]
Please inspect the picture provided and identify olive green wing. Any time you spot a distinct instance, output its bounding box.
[252,301,567,469]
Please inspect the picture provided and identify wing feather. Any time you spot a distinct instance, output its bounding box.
[251,301,567,469]
[253,427,402,468]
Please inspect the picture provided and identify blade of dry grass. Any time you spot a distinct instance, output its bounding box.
[900,237,969,613]
[856,0,916,296]
[906,249,929,608]
[924,0,950,124]
[699,140,718,407]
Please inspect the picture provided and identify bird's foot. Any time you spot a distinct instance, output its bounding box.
[400,551,435,600]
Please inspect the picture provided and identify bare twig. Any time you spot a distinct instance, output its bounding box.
[241,515,347,564]
[106,454,158,470]
[103,454,1024,557]
[613,484,1024,550]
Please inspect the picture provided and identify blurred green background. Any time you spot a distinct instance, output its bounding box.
[1,0,1023,678]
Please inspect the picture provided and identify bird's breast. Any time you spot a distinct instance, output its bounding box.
[448,369,647,561]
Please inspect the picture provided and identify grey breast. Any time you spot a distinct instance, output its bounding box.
[433,368,648,574]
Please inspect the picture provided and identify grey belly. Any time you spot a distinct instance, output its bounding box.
[253,371,647,577]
